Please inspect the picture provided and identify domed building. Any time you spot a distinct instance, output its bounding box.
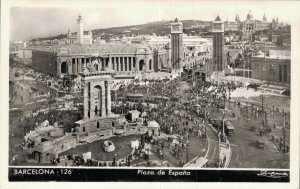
[31,16,169,78]
[224,11,276,34]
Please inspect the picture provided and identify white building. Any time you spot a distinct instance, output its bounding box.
[66,15,93,45]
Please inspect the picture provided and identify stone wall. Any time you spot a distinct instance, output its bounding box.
[251,57,290,84]
[77,117,118,134]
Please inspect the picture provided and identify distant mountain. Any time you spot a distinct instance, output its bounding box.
[30,20,212,41]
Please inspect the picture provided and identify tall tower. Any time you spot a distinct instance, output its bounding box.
[235,14,240,22]
[263,13,267,22]
[170,18,184,70]
[212,16,225,72]
[77,15,84,45]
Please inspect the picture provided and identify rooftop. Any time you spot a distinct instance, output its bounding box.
[35,43,153,55]
[252,50,291,60]
[215,16,221,21]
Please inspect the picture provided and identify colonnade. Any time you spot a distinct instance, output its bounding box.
[58,53,168,76]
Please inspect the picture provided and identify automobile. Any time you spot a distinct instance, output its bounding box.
[224,120,235,136]
[255,140,265,149]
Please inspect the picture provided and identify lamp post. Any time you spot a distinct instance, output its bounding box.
[223,92,226,108]
[113,153,117,167]
[204,110,207,139]
[261,89,265,126]
[186,140,189,163]
[48,90,51,120]
[283,112,286,154]
[222,111,225,142]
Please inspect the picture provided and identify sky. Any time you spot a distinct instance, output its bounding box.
[8,0,298,41]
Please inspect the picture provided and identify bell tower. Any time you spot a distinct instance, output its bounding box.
[212,15,225,72]
[170,18,184,70]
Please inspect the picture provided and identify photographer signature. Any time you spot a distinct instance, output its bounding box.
[257,171,288,178]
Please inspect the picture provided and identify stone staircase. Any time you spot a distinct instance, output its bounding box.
[258,84,288,95]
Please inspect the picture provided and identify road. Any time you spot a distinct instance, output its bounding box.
[176,76,289,168]
[226,101,289,168]
[204,124,220,162]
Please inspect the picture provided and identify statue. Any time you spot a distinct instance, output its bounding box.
[87,61,97,72]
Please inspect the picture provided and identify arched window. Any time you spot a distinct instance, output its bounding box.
[93,85,102,116]
[139,59,144,71]
[61,62,68,74]
[149,59,152,70]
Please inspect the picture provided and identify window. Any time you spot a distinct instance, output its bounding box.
[149,59,152,70]
[133,57,136,67]
[283,65,287,82]
[279,65,282,82]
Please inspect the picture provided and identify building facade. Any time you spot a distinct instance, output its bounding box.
[31,44,168,77]
[224,11,278,33]
[212,16,225,71]
[251,50,290,85]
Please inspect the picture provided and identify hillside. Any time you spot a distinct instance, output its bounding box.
[31,19,212,41]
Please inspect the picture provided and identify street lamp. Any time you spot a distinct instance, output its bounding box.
[185,140,189,163]
[260,89,265,126]
[283,112,286,154]
[222,111,226,142]
[113,153,117,167]
[223,92,226,108]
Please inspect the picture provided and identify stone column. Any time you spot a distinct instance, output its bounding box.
[106,81,112,116]
[75,58,78,74]
[84,57,87,68]
[145,56,149,72]
[111,57,115,70]
[90,83,96,119]
[68,59,72,74]
[57,59,61,77]
[101,57,104,70]
[83,82,89,119]
[130,57,133,72]
[124,57,127,71]
[158,55,161,70]
[78,58,82,73]
[101,82,106,117]
[136,57,139,72]
[120,57,123,71]
[108,56,112,70]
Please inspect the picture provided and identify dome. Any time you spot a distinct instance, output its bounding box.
[136,46,151,54]
[148,121,159,128]
[247,11,253,20]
